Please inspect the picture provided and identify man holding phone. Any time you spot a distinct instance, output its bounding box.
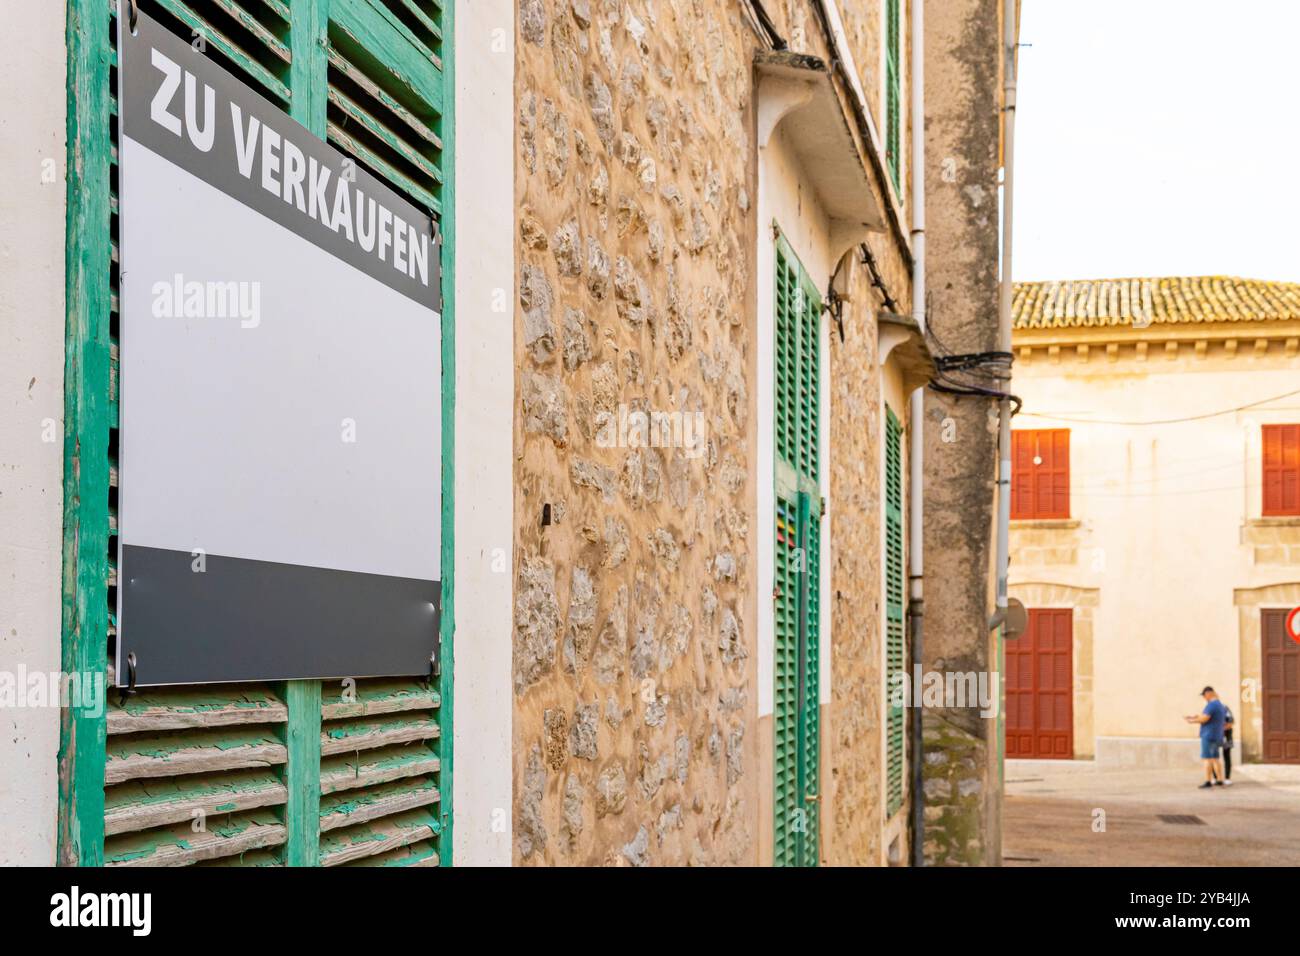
[1184,686,1226,790]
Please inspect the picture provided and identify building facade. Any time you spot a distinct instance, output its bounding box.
[1010,276,1300,768]
[0,0,1012,866]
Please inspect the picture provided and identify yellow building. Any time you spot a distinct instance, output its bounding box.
[1009,277,1300,767]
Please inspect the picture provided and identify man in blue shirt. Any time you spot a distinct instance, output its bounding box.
[1185,686,1226,790]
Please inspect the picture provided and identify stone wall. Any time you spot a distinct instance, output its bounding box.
[1242,519,1300,567]
[513,0,759,866]
[919,0,1005,865]
[512,0,928,866]
[824,293,887,865]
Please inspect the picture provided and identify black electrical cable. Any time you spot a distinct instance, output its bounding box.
[746,0,788,50]
[859,241,899,313]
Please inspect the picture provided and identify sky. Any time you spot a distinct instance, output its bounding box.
[1013,0,1300,283]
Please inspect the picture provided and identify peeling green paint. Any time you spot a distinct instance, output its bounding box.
[64,0,454,868]
[58,0,113,867]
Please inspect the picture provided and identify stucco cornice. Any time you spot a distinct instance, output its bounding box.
[1013,320,1300,367]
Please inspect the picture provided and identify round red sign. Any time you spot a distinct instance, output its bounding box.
[1287,606,1300,645]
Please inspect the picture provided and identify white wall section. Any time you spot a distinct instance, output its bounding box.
[452,0,515,866]
[0,3,66,865]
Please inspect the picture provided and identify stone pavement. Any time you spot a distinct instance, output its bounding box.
[1002,759,1300,865]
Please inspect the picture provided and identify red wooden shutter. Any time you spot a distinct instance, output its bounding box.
[1262,608,1300,762]
[1004,608,1073,759]
[1262,424,1300,516]
[1011,429,1070,519]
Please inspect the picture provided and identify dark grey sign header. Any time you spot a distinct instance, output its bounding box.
[121,10,441,309]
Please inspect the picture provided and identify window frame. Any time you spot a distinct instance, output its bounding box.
[1262,424,1300,517]
[1011,428,1071,521]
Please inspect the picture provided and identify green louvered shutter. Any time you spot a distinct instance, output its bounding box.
[773,237,821,867]
[884,405,905,816]
[314,0,449,869]
[68,0,451,867]
[885,0,901,196]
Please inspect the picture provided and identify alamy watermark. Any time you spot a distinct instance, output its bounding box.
[151,273,261,328]
[594,403,707,459]
[889,666,1000,718]
[0,667,105,719]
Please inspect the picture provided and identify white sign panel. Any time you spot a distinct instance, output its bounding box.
[116,10,442,686]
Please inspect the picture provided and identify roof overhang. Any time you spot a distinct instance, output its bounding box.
[878,312,936,394]
[756,51,886,257]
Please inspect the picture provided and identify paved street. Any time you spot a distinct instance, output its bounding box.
[1003,759,1300,866]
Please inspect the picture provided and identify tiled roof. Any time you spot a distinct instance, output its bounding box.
[1012,277,1300,330]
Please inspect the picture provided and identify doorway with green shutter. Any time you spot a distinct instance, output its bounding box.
[772,235,823,867]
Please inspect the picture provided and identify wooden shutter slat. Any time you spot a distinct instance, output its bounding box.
[773,241,822,866]
[319,807,436,866]
[105,810,286,866]
[105,769,287,835]
[1263,424,1300,516]
[1011,428,1070,519]
[319,776,439,832]
[151,0,291,102]
[885,407,905,816]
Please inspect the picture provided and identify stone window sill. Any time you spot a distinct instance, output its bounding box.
[1246,516,1300,528]
[1009,519,1081,530]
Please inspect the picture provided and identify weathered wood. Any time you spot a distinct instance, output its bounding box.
[331,0,442,78]
[319,743,439,794]
[277,1,329,868]
[434,0,456,866]
[324,44,442,146]
[210,0,293,64]
[107,685,287,734]
[58,0,113,867]
[152,0,290,102]
[320,678,438,720]
[320,713,439,756]
[319,808,436,866]
[386,0,441,45]
[106,727,287,784]
[348,840,439,867]
[326,82,442,183]
[319,775,438,832]
[105,768,287,835]
[105,811,285,866]
[197,847,283,866]
[246,0,292,24]
[326,120,439,213]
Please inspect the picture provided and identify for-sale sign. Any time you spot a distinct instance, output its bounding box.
[116,9,442,686]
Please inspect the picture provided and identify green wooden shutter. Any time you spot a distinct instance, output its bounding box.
[884,405,905,816]
[62,0,452,867]
[885,0,901,196]
[772,237,821,867]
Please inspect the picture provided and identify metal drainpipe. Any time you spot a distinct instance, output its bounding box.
[993,7,1018,633]
[993,0,1020,806]
[907,0,926,868]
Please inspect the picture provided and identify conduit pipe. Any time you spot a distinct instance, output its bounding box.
[906,0,926,868]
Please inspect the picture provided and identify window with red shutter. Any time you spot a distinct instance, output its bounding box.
[1011,429,1070,519]
[1262,424,1300,516]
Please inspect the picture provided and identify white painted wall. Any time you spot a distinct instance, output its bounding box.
[451,0,515,866]
[1012,346,1300,743]
[756,120,835,719]
[0,4,67,866]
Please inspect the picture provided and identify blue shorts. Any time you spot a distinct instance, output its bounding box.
[1200,739,1221,759]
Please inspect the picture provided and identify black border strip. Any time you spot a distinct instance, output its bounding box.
[119,545,439,686]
